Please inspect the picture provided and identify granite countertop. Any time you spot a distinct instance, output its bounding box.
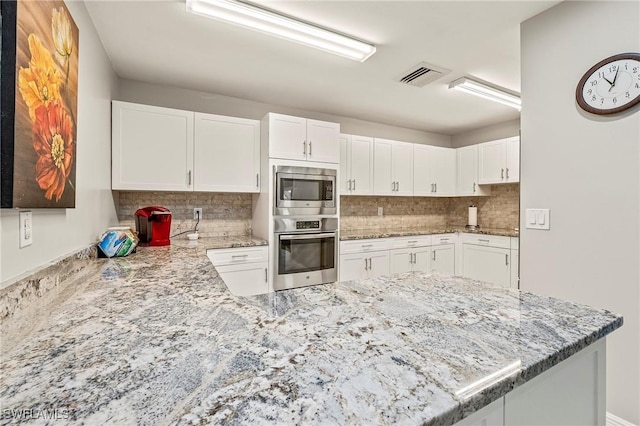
[195,235,268,249]
[0,240,620,425]
[340,227,519,240]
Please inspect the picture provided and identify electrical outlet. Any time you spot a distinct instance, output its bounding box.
[378,207,383,216]
[19,210,33,248]
[193,208,203,220]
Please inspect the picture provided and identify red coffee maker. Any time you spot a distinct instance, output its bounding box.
[135,206,172,246]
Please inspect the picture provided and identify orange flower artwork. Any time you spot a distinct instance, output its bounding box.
[1,0,79,208]
[32,102,74,202]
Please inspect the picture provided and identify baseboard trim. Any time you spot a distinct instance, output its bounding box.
[607,412,637,426]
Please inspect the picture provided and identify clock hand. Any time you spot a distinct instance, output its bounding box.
[603,75,614,85]
[609,67,620,92]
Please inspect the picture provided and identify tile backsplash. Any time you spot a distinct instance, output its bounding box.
[341,183,519,231]
[116,191,252,237]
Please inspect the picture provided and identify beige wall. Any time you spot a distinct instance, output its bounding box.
[451,119,520,148]
[117,79,452,147]
[521,1,639,423]
[0,1,119,287]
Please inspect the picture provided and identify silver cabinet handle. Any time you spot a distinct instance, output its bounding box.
[506,168,509,179]
[256,173,259,188]
[347,179,352,190]
[431,183,434,192]
[303,140,307,156]
[505,254,509,266]
[409,253,413,264]
[478,239,490,243]
[473,182,476,193]
[413,253,417,264]
[434,183,437,193]
[309,141,312,156]
[361,244,374,248]
[392,181,396,191]
[231,254,249,259]
[364,258,368,271]
[501,168,505,179]
[369,258,372,270]
[432,251,436,261]
[188,170,192,185]
[408,240,418,244]
[397,181,400,192]
[265,268,268,282]
[353,179,356,191]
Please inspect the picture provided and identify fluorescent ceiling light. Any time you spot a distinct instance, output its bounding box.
[186,0,376,62]
[449,77,521,110]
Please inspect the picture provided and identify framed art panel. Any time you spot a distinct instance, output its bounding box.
[1,0,79,208]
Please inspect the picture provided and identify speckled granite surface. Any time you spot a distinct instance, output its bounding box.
[198,235,268,249]
[0,240,620,425]
[340,227,518,240]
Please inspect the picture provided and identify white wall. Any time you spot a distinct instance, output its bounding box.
[0,1,119,287]
[451,119,520,148]
[521,2,639,423]
[117,79,452,147]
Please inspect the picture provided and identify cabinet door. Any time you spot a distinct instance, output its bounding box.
[373,139,394,195]
[454,397,504,426]
[412,247,431,272]
[193,113,260,192]
[390,248,412,274]
[462,244,511,288]
[306,119,340,163]
[368,251,390,278]
[431,147,456,196]
[339,253,368,281]
[340,134,351,194]
[431,244,455,275]
[215,262,268,297]
[268,114,307,161]
[413,144,433,196]
[478,140,506,184]
[349,135,374,195]
[506,137,520,183]
[457,145,479,195]
[392,141,414,196]
[112,101,194,191]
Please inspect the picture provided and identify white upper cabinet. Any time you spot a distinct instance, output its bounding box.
[112,101,194,191]
[456,145,490,196]
[193,113,260,192]
[413,145,456,196]
[478,136,520,184]
[112,101,260,193]
[340,134,374,195]
[374,138,413,196]
[266,113,340,163]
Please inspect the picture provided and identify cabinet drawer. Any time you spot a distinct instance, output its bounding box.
[389,235,432,249]
[207,246,268,266]
[340,238,389,254]
[430,234,457,246]
[461,233,511,249]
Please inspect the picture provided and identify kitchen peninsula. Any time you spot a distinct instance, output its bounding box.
[0,241,621,425]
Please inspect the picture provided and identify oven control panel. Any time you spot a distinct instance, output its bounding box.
[296,220,320,230]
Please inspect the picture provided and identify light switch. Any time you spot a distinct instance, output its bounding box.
[526,209,550,230]
[19,211,33,248]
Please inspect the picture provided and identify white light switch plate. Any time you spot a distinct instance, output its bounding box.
[19,210,33,248]
[525,209,550,230]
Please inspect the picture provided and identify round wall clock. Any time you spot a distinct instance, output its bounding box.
[576,52,640,115]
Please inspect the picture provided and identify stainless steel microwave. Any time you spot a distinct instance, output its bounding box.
[274,166,336,216]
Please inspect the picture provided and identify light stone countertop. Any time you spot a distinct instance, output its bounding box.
[340,227,519,240]
[0,239,620,425]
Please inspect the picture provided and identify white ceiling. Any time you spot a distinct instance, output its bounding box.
[85,0,559,135]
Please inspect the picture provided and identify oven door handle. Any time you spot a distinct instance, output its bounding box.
[279,232,336,241]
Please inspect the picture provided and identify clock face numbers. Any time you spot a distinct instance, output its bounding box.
[577,53,640,114]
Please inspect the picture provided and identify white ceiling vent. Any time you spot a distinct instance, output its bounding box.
[396,62,451,88]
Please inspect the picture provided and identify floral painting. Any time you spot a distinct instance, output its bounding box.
[1,0,79,208]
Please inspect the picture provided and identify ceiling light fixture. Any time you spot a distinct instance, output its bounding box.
[449,77,521,110]
[185,0,377,62]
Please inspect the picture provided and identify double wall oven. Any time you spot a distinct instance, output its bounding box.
[273,165,338,291]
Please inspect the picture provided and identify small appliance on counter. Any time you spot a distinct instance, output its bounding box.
[466,205,479,230]
[135,206,172,246]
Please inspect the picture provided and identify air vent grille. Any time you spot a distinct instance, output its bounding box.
[396,62,450,88]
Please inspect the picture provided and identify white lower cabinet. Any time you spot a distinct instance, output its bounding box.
[389,247,431,274]
[340,251,390,281]
[207,246,268,296]
[454,338,606,426]
[460,234,513,288]
[431,243,456,275]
